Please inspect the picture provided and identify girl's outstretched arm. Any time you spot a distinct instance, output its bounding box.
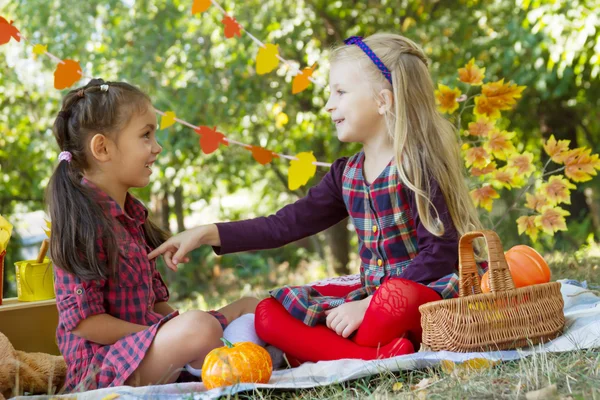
[149,157,349,270]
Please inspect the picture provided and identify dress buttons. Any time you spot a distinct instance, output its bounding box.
[372,225,378,233]
[75,288,83,295]
[377,259,383,267]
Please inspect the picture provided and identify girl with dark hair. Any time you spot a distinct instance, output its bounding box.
[47,79,259,391]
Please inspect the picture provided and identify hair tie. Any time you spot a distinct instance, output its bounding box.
[58,151,73,163]
[344,36,393,85]
[100,84,109,92]
[76,89,85,98]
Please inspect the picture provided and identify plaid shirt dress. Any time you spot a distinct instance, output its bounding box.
[271,151,463,326]
[54,181,178,392]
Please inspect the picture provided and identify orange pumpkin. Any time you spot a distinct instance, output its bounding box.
[202,338,272,389]
[480,245,550,293]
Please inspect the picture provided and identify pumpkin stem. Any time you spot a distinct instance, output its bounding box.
[220,337,234,348]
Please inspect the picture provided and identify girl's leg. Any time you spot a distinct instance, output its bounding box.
[215,296,261,325]
[125,310,223,386]
[353,278,442,348]
[255,298,414,362]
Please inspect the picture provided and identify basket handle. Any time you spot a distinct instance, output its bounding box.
[458,230,515,297]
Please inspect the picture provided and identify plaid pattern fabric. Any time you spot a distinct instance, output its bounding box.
[272,152,463,326]
[55,180,175,392]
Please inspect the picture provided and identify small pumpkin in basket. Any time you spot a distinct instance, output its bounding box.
[202,338,272,390]
[481,245,550,293]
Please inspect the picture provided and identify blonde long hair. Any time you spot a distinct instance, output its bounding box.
[331,33,483,239]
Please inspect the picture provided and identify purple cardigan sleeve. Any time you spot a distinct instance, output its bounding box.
[399,180,459,284]
[213,157,349,254]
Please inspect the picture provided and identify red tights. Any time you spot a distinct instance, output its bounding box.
[254,278,441,363]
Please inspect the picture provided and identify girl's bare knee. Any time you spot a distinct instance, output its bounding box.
[239,296,260,314]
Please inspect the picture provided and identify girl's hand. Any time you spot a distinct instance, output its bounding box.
[324,296,372,338]
[147,224,220,271]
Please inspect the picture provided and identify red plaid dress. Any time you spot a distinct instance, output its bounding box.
[271,151,469,326]
[54,181,177,392]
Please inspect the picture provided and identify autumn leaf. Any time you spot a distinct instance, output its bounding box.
[222,16,242,39]
[458,58,485,85]
[481,79,526,110]
[484,129,516,160]
[508,152,535,177]
[543,134,571,163]
[561,148,600,182]
[470,161,497,177]
[435,84,461,114]
[525,192,549,212]
[54,59,83,90]
[292,63,317,94]
[517,215,540,243]
[191,0,211,14]
[473,95,502,120]
[465,146,491,169]
[256,43,280,75]
[250,146,275,165]
[32,43,47,58]
[535,206,570,235]
[541,175,576,205]
[0,16,20,46]
[288,152,317,190]
[491,167,517,190]
[470,185,499,212]
[160,111,176,130]
[467,117,495,137]
[195,126,228,154]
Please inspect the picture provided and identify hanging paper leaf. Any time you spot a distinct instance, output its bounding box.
[161,111,177,130]
[251,146,275,165]
[32,43,47,58]
[192,0,211,15]
[288,152,317,190]
[0,17,20,46]
[222,16,242,39]
[195,126,228,154]
[54,59,83,90]
[256,44,279,75]
[292,63,317,94]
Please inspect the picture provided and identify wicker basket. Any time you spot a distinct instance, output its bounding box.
[419,230,564,352]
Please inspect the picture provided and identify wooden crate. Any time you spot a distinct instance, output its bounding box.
[0,297,60,355]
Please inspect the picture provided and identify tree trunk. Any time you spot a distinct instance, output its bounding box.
[325,217,350,276]
[174,186,185,233]
[160,183,170,232]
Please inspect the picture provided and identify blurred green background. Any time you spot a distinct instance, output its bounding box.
[1,0,598,306]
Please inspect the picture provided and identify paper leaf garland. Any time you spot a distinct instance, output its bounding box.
[0,16,21,46]
[256,44,280,75]
[161,111,177,129]
[32,43,47,58]
[292,63,317,94]
[195,126,228,154]
[222,16,242,39]
[251,146,275,165]
[192,0,212,15]
[288,152,317,190]
[54,59,83,90]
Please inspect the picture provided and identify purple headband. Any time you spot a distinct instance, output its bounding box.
[344,36,392,85]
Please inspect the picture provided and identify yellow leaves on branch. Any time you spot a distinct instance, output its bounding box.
[517,215,540,243]
[507,152,535,177]
[484,130,516,160]
[561,148,600,182]
[535,206,570,236]
[541,175,575,205]
[470,185,499,212]
[458,58,485,86]
[474,79,526,120]
[465,146,491,169]
[435,84,461,114]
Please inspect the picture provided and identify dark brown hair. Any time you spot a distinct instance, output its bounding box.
[47,78,169,280]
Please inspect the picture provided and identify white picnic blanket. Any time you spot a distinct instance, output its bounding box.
[16,280,600,399]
